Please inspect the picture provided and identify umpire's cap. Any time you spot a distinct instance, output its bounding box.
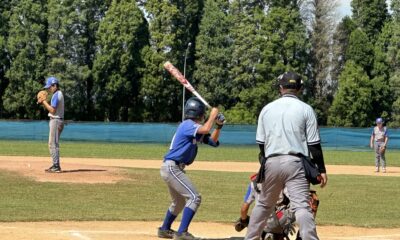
[44,76,59,89]
[376,117,384,124]
[277,71,303,90]
[184,97,206,120]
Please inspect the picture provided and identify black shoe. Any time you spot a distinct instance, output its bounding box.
[45,165,55,172]
[45,165,61,173]
[158,227,175,239]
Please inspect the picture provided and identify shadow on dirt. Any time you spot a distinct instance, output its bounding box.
[60,169,107,173]
[202,237,244,240]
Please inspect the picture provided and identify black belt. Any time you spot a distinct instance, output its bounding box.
[268,153,304,158]
[50,117,63,120]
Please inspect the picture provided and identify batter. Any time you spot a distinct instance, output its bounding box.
[158,97,225,240]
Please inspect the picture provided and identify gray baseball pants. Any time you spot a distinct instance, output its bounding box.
[160,160,202,215]
[374,142,386,170]
[48,119,64,166]
[245,155,319,240]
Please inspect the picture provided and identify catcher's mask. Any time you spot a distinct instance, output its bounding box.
[276,71,303,90]
[184,97,206,120]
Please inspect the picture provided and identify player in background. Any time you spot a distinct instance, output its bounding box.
[370,117,389,173]
[40,76,65,173]
[158,97,225,240]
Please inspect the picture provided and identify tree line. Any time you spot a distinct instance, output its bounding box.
[0,0,399,127]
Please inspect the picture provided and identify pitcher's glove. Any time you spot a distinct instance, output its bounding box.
[37,90,48,104]
[234,216,250,232]
[379,145,386,154]
[215,112,225,129]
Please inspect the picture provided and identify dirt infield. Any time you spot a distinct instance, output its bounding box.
[0,221,400,240]
[0,155,400,239]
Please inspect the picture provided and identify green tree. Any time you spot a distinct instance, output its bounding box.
[93,0,148,121]
[351,0,389,41]
[331,16,356,91]
[3,0,47,119]
[371,22,395,123]
[328,61,373,127]
[225,0,268,124]
[392,0,400,22]
[307,0,338,125]
[267,0,300,8]
[193,0,232,108]
[387,0,400,126]
[140,0,203,122]
[0,0,12,117]
[223,2,309,124]
[46,0,110,121]
[346,29,374,76]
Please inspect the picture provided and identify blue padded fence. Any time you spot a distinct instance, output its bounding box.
[0,120,398,150]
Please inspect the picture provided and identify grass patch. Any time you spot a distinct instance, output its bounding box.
[1,140,400,167]
[0,168,399,228]
[317,175,400,227]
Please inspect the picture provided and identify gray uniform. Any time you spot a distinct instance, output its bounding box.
[48,90,64,167]
[160,161,201,214]
[372,126,388,171]
[245,94,320,240]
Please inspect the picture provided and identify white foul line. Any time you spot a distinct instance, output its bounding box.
[69,231,92,240]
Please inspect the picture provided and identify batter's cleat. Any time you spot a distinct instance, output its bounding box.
[158,227,175,239]
[382,168,386,173]
[173,231,200,240]
[375,167,379,172]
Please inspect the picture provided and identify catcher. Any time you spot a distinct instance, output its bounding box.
[37,76,65,173]
[235,173,319,240]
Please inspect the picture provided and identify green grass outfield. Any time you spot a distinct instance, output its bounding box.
[0,168,399,227]
[0,140,399,166]
[0,140,399,227]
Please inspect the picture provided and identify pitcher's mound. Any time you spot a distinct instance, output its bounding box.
[0,158,127,184]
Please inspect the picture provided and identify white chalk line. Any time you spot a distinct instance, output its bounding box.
[69,231,92,240]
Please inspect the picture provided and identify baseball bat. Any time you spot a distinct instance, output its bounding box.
[163,61,211,108]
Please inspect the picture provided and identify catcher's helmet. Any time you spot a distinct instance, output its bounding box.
[184,97,206,119]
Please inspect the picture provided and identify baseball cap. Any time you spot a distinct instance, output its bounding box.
[376,117,384,124]
[43,76,59,89]
[277,71,303,89]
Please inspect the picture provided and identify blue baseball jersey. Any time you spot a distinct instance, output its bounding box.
[164,119,219,165]
[48,90,64,119]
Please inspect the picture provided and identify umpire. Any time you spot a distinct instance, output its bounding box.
[245,71,328,240]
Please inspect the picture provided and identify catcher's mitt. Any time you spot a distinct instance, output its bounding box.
[309,190,319,217]
[234,216,250,232]
[36,90,48,104]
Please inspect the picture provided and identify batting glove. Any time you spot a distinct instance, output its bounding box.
[215,113,225,129]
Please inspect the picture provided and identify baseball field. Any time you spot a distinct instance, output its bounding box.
[0,140,400,240]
